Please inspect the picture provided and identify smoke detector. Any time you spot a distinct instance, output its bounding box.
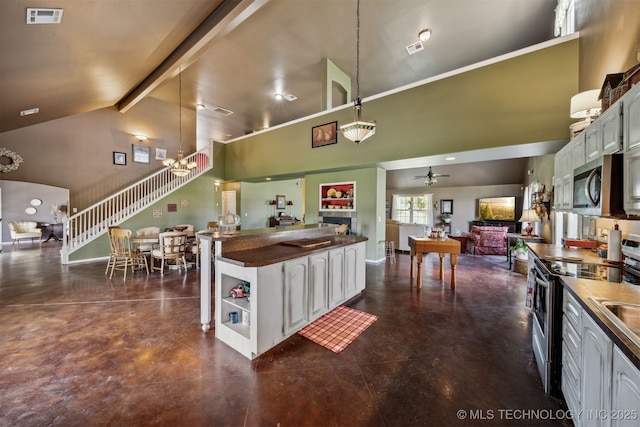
[26,8,63,24]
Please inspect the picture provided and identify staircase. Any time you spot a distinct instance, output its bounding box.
[61,145,213,264]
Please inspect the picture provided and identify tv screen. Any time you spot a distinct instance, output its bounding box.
[478,197,516,221]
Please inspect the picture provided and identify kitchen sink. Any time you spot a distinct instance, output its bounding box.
[589,298,640,348]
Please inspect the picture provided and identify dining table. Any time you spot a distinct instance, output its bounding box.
[408,235,461,290]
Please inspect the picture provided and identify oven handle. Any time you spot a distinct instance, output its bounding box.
[585,168,600,207]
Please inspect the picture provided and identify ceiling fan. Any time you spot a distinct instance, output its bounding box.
[414,167,450,186]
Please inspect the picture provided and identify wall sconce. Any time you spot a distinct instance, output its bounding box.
[134,134,148,142]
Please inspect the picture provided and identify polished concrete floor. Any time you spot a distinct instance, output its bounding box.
[0,242,572,427]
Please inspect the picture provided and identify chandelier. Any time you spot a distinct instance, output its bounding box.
[163,70,197,176]
[340,0,376,144]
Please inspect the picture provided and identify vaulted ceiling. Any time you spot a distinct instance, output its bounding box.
[1,0,561,186]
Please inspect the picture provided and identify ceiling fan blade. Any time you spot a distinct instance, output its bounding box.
[414,175,429,179]
[432,173,450,177]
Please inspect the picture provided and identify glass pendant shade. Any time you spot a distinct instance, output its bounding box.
[340,100,376,144]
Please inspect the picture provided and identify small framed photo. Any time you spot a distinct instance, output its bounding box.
[155,148,167,161]
[167,203,177,212]
[152,209,163,219]
[441,199,453,215]
[132,144,150,164]
[312,121,338,148]
[113,152,126,165]
[276,195,286,210]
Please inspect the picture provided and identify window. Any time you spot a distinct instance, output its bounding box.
[554,0,575,37]
[392,194,433,225]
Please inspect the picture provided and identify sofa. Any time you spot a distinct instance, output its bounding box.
[9,221,42,247]
[385,219,425,252]
[468,225,508,255]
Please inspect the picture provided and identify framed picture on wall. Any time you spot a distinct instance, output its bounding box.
[441,199,453,214]
[276,195,286,209]
[113,152,126,165]
[311,121,337,148]
[132,144,150,164]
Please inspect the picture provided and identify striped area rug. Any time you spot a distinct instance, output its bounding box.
[297,305,378,353]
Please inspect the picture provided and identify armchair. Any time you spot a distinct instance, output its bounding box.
[468,226,508,255]
[9,221,42,247]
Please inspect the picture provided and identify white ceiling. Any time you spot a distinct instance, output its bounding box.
[0,0,560,186]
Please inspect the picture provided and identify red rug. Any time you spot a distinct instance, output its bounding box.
[298,305,378,353]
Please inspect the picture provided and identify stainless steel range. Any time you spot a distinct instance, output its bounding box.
[529,234,640,397]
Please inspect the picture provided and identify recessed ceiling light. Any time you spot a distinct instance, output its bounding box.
[284,94,297,101]
[196,103,205,110]
[419,29,431,42]
[445,157,456,161]
[20,108,39,116]
[266,177,272,181]
[274,94,284,101]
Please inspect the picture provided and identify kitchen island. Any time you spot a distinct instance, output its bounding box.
[199,224,367,360]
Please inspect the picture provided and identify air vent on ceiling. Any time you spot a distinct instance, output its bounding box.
[405,41,424,55]
[212,106,234,116]
[26,8,63,24]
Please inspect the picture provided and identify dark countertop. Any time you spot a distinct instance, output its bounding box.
[217,234,367,267]
[528,243,640,367]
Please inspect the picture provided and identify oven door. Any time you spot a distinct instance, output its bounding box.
[531,261,552,393]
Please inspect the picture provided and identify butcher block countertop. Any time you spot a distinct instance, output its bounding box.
[528,243,640,367]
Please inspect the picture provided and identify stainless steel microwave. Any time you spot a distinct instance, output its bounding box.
[572,154,624,217]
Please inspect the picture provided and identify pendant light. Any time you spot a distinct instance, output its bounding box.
[163,69,197,176]
[340,0,376,144]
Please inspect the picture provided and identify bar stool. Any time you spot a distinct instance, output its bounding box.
[384,241,396,264]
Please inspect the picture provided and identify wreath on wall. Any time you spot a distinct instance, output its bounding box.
[0,148,23,173]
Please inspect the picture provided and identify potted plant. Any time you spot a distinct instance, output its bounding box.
[509,238,529,260]
[442,213,452,223]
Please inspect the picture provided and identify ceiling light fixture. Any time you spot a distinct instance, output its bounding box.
[274,94,284,101]
[134,134,148,142]
[20,107,39,116]
[419,29,431,42]
[196,103,205,110]
[340,0,376,144]
[163,70,197,177]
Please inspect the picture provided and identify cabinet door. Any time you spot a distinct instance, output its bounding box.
[328,247,345,305]
[585,121,602,162]
[344,245,358,299]
[308,252,329,321]
[283,257,309,336]
[581,313,613,427]
[611,346,640,427]
[601,102,622,155]
[572,132,587,170]
[624,83,640,152]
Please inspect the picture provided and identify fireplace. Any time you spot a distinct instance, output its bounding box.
[319,212,357,235]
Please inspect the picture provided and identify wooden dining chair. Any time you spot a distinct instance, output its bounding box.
[151,232,188,275]
[206,221,218,229]
[108,228,149,279]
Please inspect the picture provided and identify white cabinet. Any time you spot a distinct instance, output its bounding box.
[572,131,587,170]
[611,346,640,427]
[344,241,366,299]
[600,102,623,155]
[623,83,640,214]
[328,247,345,306]
[562,289,582,421]
[554,142,574,211]
[581,312,613,427]
[308,252,329,321]
[585,121,602,162]
[283,256,309,336]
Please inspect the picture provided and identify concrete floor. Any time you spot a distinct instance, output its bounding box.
[0,242,572,426]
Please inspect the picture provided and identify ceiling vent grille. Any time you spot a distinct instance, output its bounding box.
[212,106,234,116]
[284,94,297,101]
[405,41,424,55]
[26,8,64,24]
